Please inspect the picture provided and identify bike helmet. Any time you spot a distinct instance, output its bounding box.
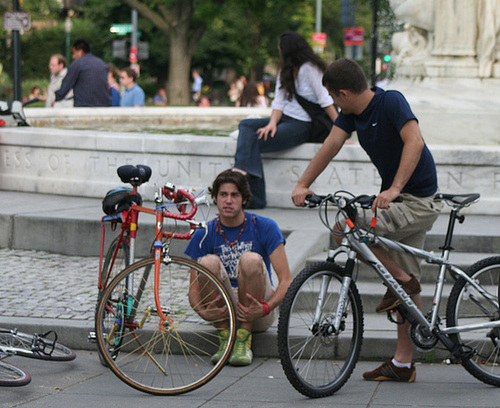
[102,187,143,215]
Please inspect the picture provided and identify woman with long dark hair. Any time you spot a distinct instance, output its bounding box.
[233,31,337,208]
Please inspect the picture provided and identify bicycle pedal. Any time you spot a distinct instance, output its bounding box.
[386,309,406,325]
[88,331,97,343]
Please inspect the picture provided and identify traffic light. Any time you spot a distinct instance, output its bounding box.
[383,54,391,63]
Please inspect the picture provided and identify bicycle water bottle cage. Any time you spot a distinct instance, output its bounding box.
[117,164,152,186]
[102,187,143,215]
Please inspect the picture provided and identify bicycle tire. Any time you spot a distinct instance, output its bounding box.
[96,236,130,366]
[100,236,130,298]
[446,256,500,386]
[0,361,31,387]
[95,256,237,395]
[0,329,76,361]
[278,261,364,398]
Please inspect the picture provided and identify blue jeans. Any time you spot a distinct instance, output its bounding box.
[234,115,312,207]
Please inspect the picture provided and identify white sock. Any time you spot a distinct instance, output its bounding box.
[392,358,411,369]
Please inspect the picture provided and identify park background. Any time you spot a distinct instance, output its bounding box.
[0,0,396,106]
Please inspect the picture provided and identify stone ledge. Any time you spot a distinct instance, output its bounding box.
[1,126,499,214]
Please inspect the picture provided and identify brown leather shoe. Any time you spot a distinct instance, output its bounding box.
[375,275,421,313]
[363,360,416,382]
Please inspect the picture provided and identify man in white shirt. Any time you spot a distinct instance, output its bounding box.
[46,54,73,108]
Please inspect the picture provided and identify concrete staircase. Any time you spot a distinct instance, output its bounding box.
[1,190,498,362]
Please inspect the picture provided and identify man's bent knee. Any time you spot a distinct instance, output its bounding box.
[237,252,264,275]
[198,255,224,279]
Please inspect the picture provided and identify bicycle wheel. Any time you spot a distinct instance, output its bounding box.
[0,329,76,361]
[96,256,237,395]
[100,236,130,297]
[96,236,130,366]
[278,262,363,398]
[446,256,500,386]
[0,361,31,387]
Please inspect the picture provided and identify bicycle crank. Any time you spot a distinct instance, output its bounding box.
[410,322,438,351]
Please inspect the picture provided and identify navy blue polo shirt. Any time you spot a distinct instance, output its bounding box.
[335,87,438,197]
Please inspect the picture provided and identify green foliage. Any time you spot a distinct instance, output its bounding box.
[2,18,113,82]
[0,0,398,101]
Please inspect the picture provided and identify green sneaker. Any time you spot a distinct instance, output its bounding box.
[211,329,230,365]
[229,328,253,366]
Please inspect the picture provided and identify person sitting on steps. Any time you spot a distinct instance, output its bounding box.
[185,169,292,366]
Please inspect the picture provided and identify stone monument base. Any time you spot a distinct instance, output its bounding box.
[1,116,499,215]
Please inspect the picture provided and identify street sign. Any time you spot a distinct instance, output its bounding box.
[110,24,132,35]
[312,32,327,47]
[4,12,31,31]
[344,27,364,46]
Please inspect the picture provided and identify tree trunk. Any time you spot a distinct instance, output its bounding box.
[167,32,192,105]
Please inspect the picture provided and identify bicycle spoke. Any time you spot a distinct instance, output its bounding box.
[96,257,236,395]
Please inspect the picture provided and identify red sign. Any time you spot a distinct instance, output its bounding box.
[312,32,327,47]
[129,46,138,63]
[344,27,364,46]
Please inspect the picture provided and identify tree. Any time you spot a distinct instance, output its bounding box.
[121,0,223,105]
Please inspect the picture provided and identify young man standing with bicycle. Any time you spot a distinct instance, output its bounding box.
[185,170,292,366]
[292,58,443,382]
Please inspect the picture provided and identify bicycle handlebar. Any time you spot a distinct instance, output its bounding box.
[305,193,402,209]
[161,187,198,220]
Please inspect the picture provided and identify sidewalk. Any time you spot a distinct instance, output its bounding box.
[2,351,499,408]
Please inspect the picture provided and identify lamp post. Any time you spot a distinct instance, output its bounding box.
[64,10,73,62]
[315,0,322,33]
[12,0,22,101]
[371,0,379,87]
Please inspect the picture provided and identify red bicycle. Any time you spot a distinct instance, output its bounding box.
[93,165,237,395]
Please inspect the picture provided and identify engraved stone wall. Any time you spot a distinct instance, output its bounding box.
[1,126,498,215]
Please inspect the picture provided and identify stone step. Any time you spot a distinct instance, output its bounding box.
[0,313,450,363]
[305,251,496,283]
[284,278,455,316]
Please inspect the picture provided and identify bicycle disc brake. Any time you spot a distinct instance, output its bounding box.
[487,327,500,347]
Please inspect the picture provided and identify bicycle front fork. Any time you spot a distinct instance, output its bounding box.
[311,257,355,335]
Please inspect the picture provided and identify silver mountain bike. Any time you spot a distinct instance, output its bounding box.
[278,191,500,398]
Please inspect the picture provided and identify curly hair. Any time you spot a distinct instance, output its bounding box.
[278,31,327,101]
[210,170,252,207]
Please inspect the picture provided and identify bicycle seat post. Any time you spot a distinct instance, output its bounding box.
[440,207,460,256]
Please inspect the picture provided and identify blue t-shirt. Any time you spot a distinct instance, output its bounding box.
[184,213,285,288]
[111,87,121,106]
[120,84,145,107]
[335,87,438,197]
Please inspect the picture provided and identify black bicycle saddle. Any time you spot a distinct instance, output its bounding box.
[117,164,152,186]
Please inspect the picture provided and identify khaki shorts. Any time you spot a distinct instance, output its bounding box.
[353,193,443,279]
[212,256,277,333]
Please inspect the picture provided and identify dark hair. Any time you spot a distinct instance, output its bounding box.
[322,58,368,95]
[278,31,327,101]
[239,82,260,107]
[210,170,252,207]
[107,63,120,78]
[123,67,138,82]
[72,39,91,53]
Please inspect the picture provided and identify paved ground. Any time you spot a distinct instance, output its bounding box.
[2,350,500,408]
[0,248,97,321]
